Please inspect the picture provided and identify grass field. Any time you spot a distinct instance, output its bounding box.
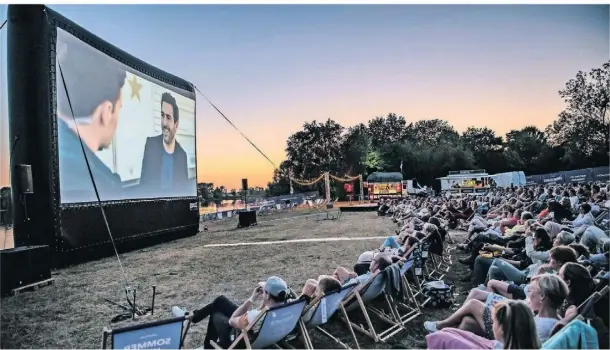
[0,209,470,349]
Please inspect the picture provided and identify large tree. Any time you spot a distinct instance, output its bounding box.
[367,113,409,148]
[461,127,505,173]
[505,126,551,174]
[266,161,292,197]
[341,123,372,176]
[407,119,460,147]
[546,61,610,168]
[285,119,345,180]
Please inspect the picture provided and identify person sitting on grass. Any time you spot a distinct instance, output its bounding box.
[426,300,541,349]
[424,273,568,343]
[172,276,290,349]
[333,253,392,285]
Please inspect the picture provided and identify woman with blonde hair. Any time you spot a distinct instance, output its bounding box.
[424,274,567,343]
[526,273,569,342]
[425,300,540,349]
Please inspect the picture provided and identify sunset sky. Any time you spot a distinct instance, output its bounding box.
[0,4,608,189]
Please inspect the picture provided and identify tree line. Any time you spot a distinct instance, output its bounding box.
[267,62,610,196]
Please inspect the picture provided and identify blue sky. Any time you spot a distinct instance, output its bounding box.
[1,4,608,188]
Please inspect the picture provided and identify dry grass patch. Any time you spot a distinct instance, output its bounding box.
[1,210,471,349]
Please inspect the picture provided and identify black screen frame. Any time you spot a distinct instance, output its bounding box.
[7,5,200,265]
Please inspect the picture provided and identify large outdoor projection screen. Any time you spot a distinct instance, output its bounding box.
[7,5,199,265]
[56,28,197,203]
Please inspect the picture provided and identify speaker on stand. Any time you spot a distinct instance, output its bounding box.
[1,164,53,296]
[242,178,248,210]
[15,164,33,245]
[238,178,257,229]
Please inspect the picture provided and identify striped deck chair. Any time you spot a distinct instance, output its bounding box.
[297,283,360,349]
[340,272,404,343]
[210,298,308,350]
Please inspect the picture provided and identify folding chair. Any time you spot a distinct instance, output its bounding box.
[101,313,193,349]
[340,272,403,343]
[399,247,431,308]
[211,299,307,350]
[298,283,360,349]
[385,257,422,332]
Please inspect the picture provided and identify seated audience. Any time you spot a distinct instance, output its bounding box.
[172,276,291,348]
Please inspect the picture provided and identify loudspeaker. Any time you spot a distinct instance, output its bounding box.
[16,164,33,194]
[1,245,51,296]
[241,178,248,192]
[238,210,257,228]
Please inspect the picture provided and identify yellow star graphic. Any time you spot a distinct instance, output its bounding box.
[128,74,142,102]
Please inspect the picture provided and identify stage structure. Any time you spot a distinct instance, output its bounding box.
[7,5,199,266]
[289,172,364,202]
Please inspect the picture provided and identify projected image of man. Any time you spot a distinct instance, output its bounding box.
[56,34,126,203]
[139,92,188,195]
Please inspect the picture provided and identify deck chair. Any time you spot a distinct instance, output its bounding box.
[340,272,403,343]
[399,246,430,309]
[387,256,422,329]
[298,283,360,349]
[101,313,193,349]
[211,298,308,350]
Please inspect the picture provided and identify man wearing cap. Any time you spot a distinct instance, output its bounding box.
[172,276,290,348]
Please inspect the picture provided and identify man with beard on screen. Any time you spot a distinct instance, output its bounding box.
[56,31,126,203]
[139,92,188,197]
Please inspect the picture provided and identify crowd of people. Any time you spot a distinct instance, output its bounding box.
[170,181,609,349]
[379,181,609,349]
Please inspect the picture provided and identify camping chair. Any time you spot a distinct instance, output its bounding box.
[101,313,193,349]
[428,241,453,281]
[211,298,308,350]
[391,256,422,325]
[340,271,403,343]
[400,246,431,308]
[297,283,360,349]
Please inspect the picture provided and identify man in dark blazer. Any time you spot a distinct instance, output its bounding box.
[139,92,188,197]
